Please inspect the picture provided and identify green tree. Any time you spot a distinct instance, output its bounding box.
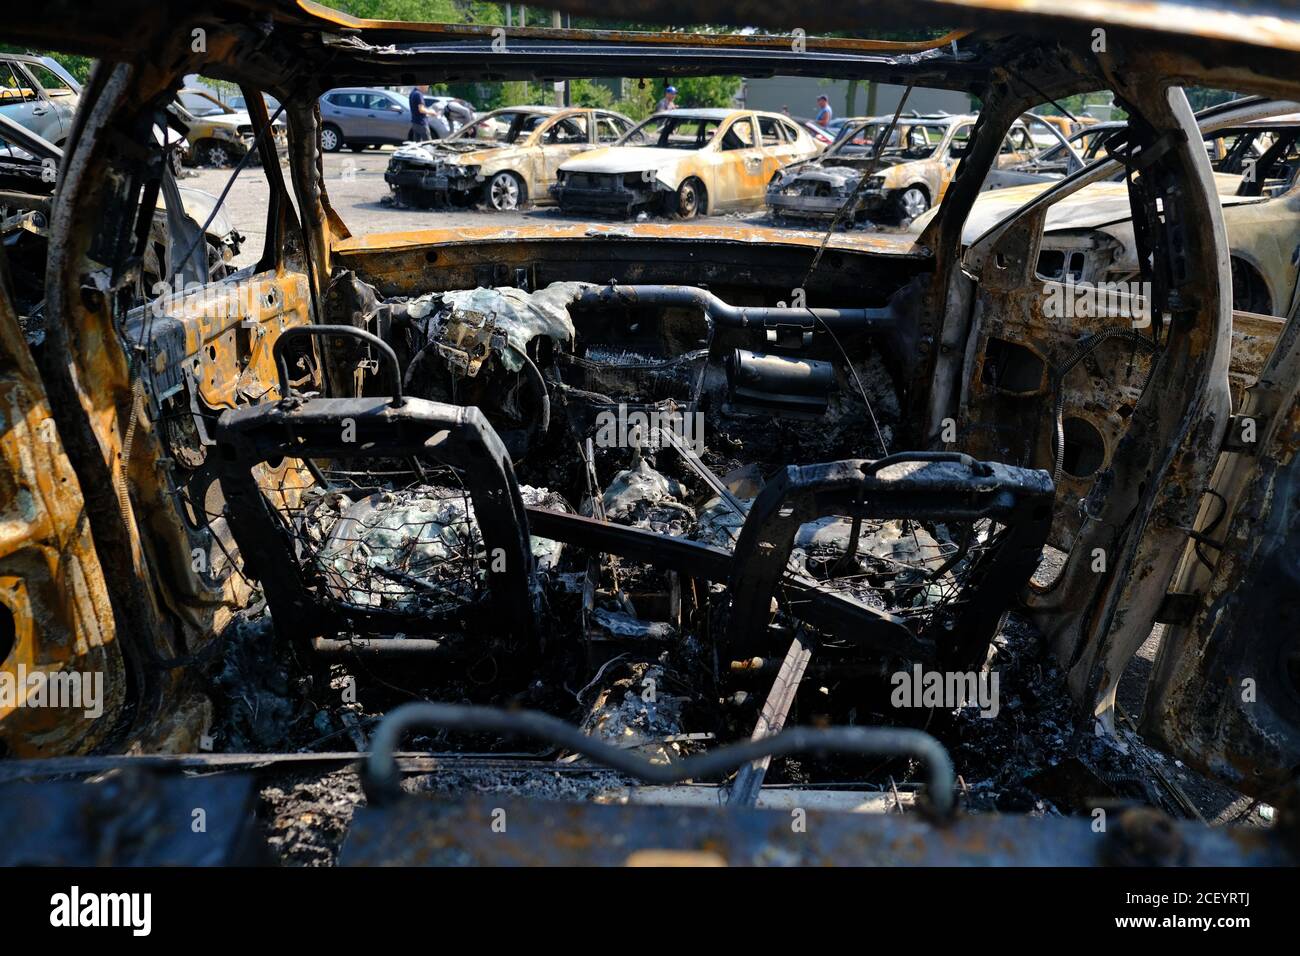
[0,45,94,84]
[647,76,739,110]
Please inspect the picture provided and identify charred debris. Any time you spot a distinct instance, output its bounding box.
[181,268,1228,862]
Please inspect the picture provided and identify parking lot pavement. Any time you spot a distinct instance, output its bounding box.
[181,148,825,269]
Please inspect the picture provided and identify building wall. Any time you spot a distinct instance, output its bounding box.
[741,77,971,121]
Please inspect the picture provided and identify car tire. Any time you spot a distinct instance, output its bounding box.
[320,124,343,153]
[891,185,930,223]
[668,178,704,220]
[484,171,525,211]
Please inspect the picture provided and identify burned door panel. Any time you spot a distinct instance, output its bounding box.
[1142,295,1300,799]
[0,266,123,756]
[119,270,316,619]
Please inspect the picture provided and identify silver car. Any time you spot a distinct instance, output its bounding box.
[318,87,412,152]
[0,54,80,146]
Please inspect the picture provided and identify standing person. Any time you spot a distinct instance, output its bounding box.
[814,94,833,128]
[656,85,679,112]
[444,99,474,131]
[408,84,436,141]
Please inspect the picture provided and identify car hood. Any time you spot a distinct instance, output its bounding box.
[392,140,504,165]
[912,174,1262,242]
[203,111,253,129]
[560,147,691,175]
[774,161,865,189]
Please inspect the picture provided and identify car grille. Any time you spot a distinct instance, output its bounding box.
[564,172,624,190]
[783,181,837,197]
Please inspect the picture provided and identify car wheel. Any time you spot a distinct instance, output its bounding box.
[669,178,704,220]
[892,186,930,222]
[320,125,342,153]
[485,171,524,211]
[202,142,237,167]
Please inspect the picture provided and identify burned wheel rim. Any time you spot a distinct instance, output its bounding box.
[320,126,341,152]
[675,180,701,219]
[488,172,521,210]
[204,143,234,167]
[899,187,929,220]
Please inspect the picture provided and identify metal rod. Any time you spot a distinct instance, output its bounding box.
[574,284,892,332]
[363,701,955,815]
[729,631,813,805]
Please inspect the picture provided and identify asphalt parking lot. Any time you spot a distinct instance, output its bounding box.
[183,147,785,269]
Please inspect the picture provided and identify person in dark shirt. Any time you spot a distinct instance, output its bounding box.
[408,84,435,141]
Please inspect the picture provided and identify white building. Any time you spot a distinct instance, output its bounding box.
[741,77,972,121]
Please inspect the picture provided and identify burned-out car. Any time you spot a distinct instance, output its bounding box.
[385,105,636,210]
[767,114,1038,224]
[553,108,820,218]
[1,0,1299,873]
[918,102,1300,315]
[173,86,288,167]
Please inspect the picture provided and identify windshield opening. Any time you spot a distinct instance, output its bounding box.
[450,110,548,145]
[619,115,723,149]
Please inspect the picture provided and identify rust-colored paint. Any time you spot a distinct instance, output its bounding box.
[333,221,925,257]
[296,1,971,53]
[0,271,122,756]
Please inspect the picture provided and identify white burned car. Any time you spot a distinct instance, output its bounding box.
[551,109,822,219]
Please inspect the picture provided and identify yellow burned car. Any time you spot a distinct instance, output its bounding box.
[767,113,1037,224]
[384,105,637,211]
[551,108,821,219]
[172,87,287,167]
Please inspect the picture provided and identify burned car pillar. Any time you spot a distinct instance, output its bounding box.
[15,17,324,751]
[1142,276,1300,799]
[950,78,1235,733]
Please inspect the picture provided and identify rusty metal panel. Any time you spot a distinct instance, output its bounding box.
[0,286,123,757]
[340,795,1293,866]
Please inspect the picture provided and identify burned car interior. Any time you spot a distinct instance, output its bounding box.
[1,0,1299,873]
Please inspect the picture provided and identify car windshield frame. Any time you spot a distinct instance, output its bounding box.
[446,109,551,146]
[826,119,952,159]
[179,89,234,118]
[616,113,725,150]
